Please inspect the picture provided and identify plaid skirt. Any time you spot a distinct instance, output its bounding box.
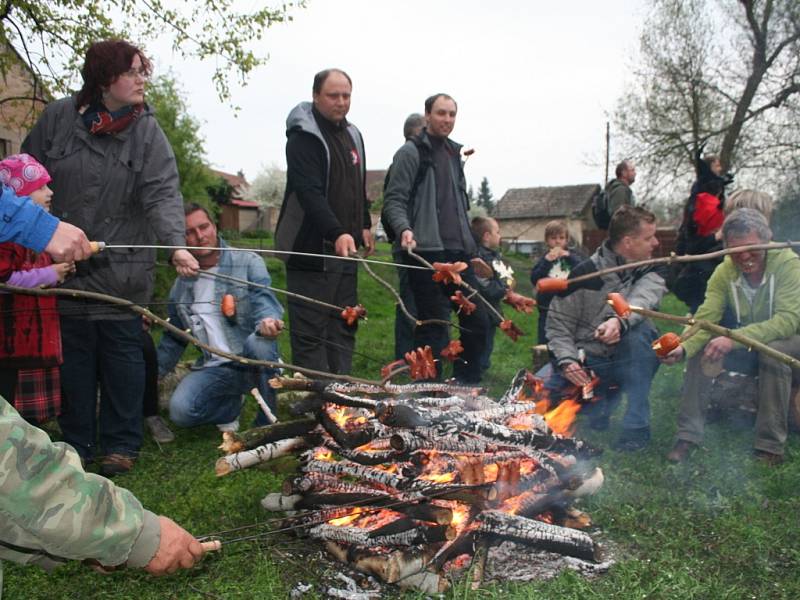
[14,367,62,424]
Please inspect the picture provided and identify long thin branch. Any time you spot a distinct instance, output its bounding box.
[0,283,383,386]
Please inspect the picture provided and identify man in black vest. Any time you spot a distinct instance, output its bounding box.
[275,68,374,374]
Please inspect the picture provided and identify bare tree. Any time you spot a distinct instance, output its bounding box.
[615,0,800,203]
[0,0,303,103]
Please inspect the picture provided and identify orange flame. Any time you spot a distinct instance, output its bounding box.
[328,508,362,526]
[544,398,582,437]
[313,447,334,461]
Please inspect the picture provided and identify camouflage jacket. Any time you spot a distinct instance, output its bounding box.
[0,396,160,575]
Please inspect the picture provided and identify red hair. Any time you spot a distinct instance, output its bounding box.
[76,40,152,107]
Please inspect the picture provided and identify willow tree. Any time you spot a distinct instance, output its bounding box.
[615,0,800,200]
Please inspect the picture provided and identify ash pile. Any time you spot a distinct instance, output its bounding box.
[217,370,609,594]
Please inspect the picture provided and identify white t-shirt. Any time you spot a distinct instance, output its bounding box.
[191,268,232,367]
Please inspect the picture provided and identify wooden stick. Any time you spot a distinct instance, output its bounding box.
[623,303,800,370]
[215,436,308,476]
[200,540,222,552]
[251,388,277,424]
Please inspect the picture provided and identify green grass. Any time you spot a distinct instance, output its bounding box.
[5,245,800,599]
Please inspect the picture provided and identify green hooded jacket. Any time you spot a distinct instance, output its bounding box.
[682,248,800,358]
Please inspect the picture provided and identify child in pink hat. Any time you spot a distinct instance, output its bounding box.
[0,153,75,423]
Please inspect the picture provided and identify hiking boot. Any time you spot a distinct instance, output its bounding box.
[99,453,135,477]
[145,415,175,443]
[753,450,784,467]
[666,439,696,463]
[613,427,651,452]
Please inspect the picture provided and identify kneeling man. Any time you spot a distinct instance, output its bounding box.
[664,208,800,465]
[158,204,284,431]
[546,206,666,451]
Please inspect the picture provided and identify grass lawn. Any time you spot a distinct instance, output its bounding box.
[5,244,800,599]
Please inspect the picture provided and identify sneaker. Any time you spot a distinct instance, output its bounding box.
[216,419,240,433]
[145,415,175,443]
[666,439,696,463]
[99,453,135,477]
[753,450,784,467]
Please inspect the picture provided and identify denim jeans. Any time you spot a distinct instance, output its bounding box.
[169,333,280,427]
[58,317,144,460]
[544,321,660,430]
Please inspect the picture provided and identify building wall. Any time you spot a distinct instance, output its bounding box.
[497,217,588,248]
[0,55,47,157]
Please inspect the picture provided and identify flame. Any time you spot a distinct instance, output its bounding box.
[421,471,457,484]
[450,503,470,529]
[544,398,582,436]
[313,447,334,461]
[328,508,362,526]
[534,398,552,415]
[499,489,538,515]
[328,406,368,430]
[483,462,499,481]
[519,459,538,476]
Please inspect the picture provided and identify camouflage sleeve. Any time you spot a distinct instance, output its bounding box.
[0,397,160,570]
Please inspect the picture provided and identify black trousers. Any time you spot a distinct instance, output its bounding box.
[287,260,358,374]
[406,250,490,383]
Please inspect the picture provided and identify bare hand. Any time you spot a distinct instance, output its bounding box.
[51,261,76,283]
[45,222,93,262]
[258,318,284,338]
[562,361,592,387]
[172,249,199,277]
[594,318,621,345]
[144,516,205,575]
[334,233,357,257]
[660,345,685,365]
[545,247,568,261]
[703,336,734,362]
[470,257,493,278]
[362,228,375,257]
[400,229,416,250]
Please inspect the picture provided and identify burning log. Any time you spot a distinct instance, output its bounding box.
[283,474,379,497]
[310,523,454,547]
[302,458,408,490]
[475,510,596,562]
[215,436,309,476]
[218,418,318,454]
[389,431,501,454]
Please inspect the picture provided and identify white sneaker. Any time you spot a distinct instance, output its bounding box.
[216,419,240,433]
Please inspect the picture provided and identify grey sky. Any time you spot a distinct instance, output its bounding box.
[150,0,646,197]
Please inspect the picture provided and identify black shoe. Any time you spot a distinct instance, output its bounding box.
[613,427,651,452]
[588,416,610,431]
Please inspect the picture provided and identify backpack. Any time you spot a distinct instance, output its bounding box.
[591,188,611,230]
[380,134,432,243]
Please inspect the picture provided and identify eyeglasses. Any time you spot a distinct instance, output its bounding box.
[122,68,150,80]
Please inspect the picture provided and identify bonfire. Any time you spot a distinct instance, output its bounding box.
[215,370,606,593]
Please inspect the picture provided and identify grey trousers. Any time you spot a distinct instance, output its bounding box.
[676,335,800,455]
[286,261,358,375]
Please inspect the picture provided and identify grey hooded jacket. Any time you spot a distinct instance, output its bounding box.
[22,97,186,317]
[546,241,666,365]
[382,130,475,254]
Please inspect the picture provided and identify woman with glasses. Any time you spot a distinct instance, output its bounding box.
[22,39,199,476]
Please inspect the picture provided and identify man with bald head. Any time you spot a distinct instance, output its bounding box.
[276,68,374,374]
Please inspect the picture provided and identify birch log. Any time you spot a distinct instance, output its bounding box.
[216,436,309,476]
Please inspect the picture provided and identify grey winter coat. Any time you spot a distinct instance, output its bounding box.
[546,241,666,365]
[22,97,186,317]
[382,131,475,254]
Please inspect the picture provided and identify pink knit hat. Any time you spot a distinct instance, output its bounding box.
[0,153,51,197]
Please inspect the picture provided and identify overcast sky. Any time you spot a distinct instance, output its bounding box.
[149,0,646,199]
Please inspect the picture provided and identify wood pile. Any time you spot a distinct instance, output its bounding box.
[216,370,605,593]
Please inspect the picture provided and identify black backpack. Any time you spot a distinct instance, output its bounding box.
[591,188,611,230]
[380,134,432,243]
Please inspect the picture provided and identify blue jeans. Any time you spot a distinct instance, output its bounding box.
[169,333,279,427]
[544,321,660,430]
[58,317,144,460]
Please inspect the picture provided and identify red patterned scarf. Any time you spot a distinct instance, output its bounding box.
[81,103,144,136]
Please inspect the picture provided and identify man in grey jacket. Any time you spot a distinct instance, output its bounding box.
[382,94,489,383]
[545,205,665,451]
[605,160,637,217]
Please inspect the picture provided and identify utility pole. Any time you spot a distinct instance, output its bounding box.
[604,122,610,185]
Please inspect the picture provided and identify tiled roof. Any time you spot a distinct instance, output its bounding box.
[492,184,600,219]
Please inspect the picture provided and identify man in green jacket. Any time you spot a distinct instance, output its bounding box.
[663,208,800,465]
